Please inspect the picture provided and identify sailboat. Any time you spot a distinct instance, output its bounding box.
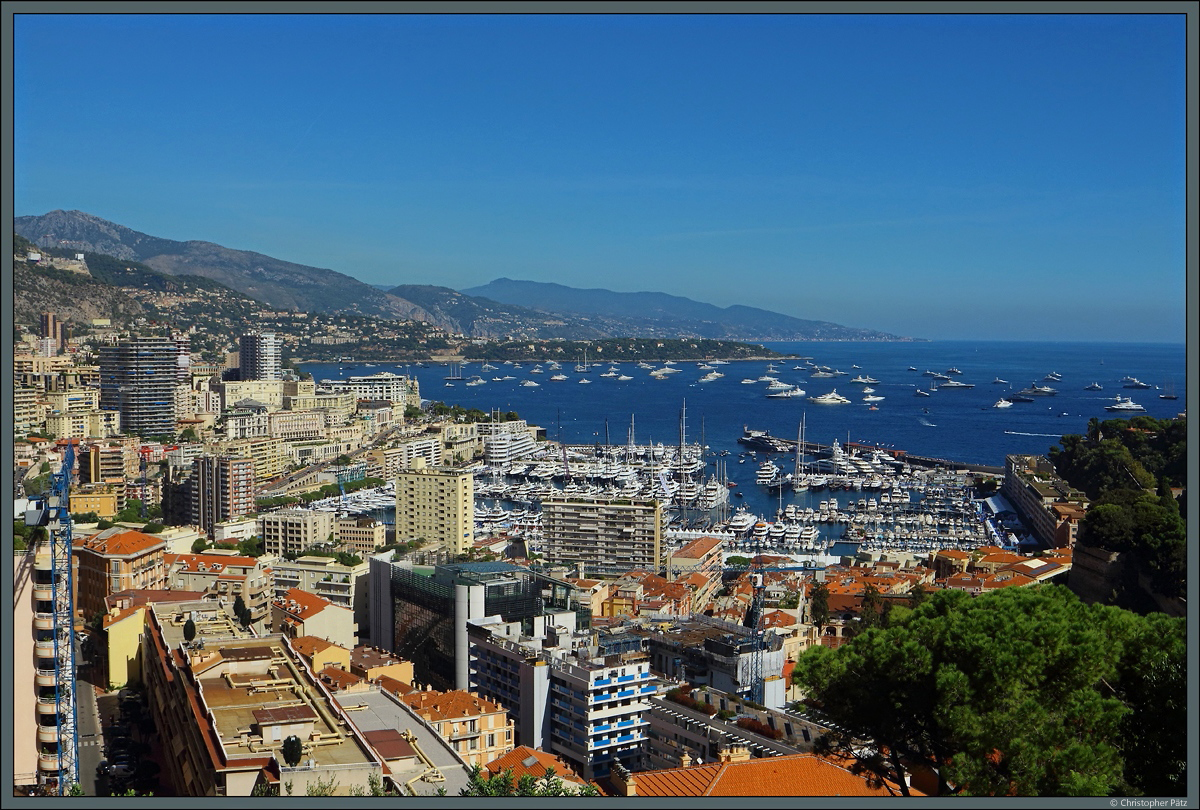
[1159,382,1178,401]
[574,349,589,373]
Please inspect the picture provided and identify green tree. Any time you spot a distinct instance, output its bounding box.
[859,584,882,629]
[794,585,1180,797]
[808,581,830,630]
[459,765,597,797]
[305,774,339,796]
[183,618,196,643]
[281,734,304,768]
[908,582,927,609]
[191,537,209,554]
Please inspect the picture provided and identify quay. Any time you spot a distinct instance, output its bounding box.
[738,428,1005,477]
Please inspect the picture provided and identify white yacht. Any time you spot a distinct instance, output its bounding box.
[809,390,851,405]
[1105,396,1146,412]
[863,394,885,402]
[520,379,540,387]
[549,373,568,381]
[993,398,1013,408]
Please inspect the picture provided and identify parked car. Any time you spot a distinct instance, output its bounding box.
[109,764,134,778]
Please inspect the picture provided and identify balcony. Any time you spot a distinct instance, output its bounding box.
[38,724,60,743]
[33,585,54,602]
[36,669,57,688]
[35,640,56,656]
[34,613,55,631]
[38,752,61,772]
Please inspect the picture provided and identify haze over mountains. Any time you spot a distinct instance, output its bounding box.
[15,210,910,341]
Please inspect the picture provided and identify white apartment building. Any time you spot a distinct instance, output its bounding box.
[468,613,656,781]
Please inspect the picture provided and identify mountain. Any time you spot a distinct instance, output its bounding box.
[14,210,434,323]
[386,285,607,340]
[462,278,909,341]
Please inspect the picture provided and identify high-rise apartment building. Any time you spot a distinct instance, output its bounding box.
[394,459,474,555]
[98,336,186,437]
[542,495,666,578]
[40,312,61,348]
[190,455,256,538]
[238,331,282,381]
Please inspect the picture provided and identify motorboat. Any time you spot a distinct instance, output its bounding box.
[1122,378,1152,389]
[1105,396,1146,412]
[809,390,851,405]
[938,380,975,388]
[863,394,885,402]
[1084,382,1103,391]
[914,389,931,397]
[992,377,1008,385]
[993,399,1013,408]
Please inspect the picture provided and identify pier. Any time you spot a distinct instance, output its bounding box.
[739,429,1006,477]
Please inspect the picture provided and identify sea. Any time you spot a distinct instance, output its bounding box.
[301,340,1186,543]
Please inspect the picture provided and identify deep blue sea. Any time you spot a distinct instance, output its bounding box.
[302,340,1186,529]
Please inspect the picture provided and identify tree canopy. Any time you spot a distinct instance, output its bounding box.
[458,764,599,796]
[792,585,1186,797]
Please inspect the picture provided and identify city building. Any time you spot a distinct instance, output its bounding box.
[1002,455,1090,549]
[475,420,539,466]
[102,588,209,689]
[367,437,443,478]
[269,554,370,632]
[165,550,272,631]
[272,587,358,650]
[368,556,588,691]
[139,603,382,795]
[259,509,336,557]
[396,688,514,767]
[238,331,282,381]
[72,527,168,620]
[467,613,657,781]
[98,335,188,437]
[335,515,388,557]
[319,371,420,408]
[190,455,256,538]
[394,459,474,555]
[542,494,666,578]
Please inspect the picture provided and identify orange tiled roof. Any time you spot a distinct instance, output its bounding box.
[673,535,723,559]
[75,529,164,557]
[624,753,904,796]
[486,745,585,784]
[273,588,336,620]
[399,689,504,721]
[291,635,341,659]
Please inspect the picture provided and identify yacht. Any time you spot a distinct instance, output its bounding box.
[992,377,1009,385]
[1122,378,1152,390]
[520,379,540,387]
[1105,396,1146,412]
[938,380,975,389]
[809,390,851,405]
[914,388,931,397]
[993,398,1013,408]
[946,367,963,375]
[850,375,880,385]
[862,394,885,402]
[549,373,568,381]
[1043,372,1063,382]
[741,378,758,384]
[578,378,592,384]
[767,387,804,398]
[617,374,633,381]
[1084,382,1103,391]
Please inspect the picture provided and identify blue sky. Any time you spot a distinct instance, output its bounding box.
[13,13,1187,342]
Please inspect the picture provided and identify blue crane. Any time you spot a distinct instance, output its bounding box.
[24,443,81,795]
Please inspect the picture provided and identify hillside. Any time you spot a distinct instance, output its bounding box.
[461,278,910,341]
[14,210,435,324]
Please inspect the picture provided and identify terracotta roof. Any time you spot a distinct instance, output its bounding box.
[291,635,341,659]
[376,675,416,696]
[935,549,971,559]
[398,689,504,721]
[253,705,318,726]
[673,535,723,559]
[621,753,904,797]
[273,588,337,620]
[362,729,418,761]
[485,746,586,785]
[318,665,363,691]
[75,529,164,557]
[170,551,260,572]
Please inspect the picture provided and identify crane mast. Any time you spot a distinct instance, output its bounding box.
[25,443,81,795]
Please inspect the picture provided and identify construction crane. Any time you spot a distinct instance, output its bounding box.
[741,555,768,706]
[24,443,80,795]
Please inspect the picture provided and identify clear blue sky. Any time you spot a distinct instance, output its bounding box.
[14,13,1187,342]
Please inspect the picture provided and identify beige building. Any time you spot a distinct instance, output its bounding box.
[267,409,326,441]
[543,494,666,578]
[272,588,358,650]
[72,528,168,620]
[260,509,336,557]
[210,378,285,410]
[140,604,382,796]
[45,409,122,440]
[335,515,388,556]
[269,554,370,630]
[395,460,475,555]
[165,550,272,631]
[434,421,480,464]
[210,437,292,483]
[397,688,514,768]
